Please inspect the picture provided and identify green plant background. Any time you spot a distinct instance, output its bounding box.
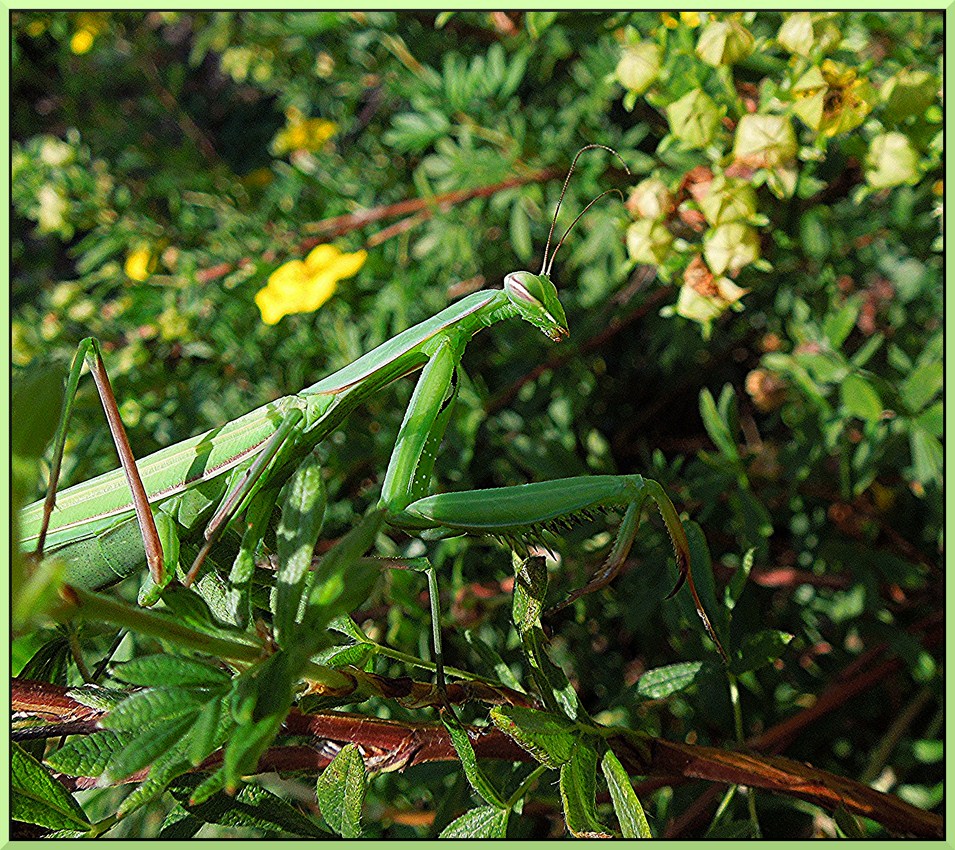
[11,11,943,839]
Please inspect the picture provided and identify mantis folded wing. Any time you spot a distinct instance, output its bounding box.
[19,146,727,661]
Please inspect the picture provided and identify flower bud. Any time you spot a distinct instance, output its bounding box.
[626,177,673,220]
[865,132,920,189]
[881,69,938,123]
[698,175,758,227]
[704,222,760,275]
[696,18,754,66]
[626,219,673,266]
[667,88,722,149]
[732,113,797,167]
[616,42,662,95]
[777,12,814,56]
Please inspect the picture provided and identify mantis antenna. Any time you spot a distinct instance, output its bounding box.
[545,189,625,277]
[540,143,631,275]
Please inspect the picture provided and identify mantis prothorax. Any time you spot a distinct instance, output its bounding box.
[19,145,726,661]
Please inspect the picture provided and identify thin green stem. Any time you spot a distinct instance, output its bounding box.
[66,622,93,683]
[67,587,352,690]
[727,671,761,837]
[506,764,548,809]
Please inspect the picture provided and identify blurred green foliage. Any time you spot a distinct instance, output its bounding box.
[12,11,942,839]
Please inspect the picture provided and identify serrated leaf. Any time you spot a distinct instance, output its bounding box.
[489,705,578,767]
[223,714,284,793]
[439,806,510,838]
[637,661,703,699]
[158,804,202,840]
[188,695,234,767]
[316,743,366,838]
[730,629,793,675]
[12,743,91,833]
[840,374,883,421]
[111,655,231,688]
[101,686,216,732]
[601,748,652,838]
[559,741,611,838]
[46,730,130,778]
[104,713,196,782]
[901,360,942,413]
[443,711,507,808]
[67,683,127,711]
[169,781,328,837]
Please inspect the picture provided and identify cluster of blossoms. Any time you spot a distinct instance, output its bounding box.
[615,12,936,333]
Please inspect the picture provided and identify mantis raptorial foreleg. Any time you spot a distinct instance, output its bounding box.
[33,337,165,585]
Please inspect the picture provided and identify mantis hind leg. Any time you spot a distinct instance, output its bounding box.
[35,337,165,585]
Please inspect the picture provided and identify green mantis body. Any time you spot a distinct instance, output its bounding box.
[19,149,724,657]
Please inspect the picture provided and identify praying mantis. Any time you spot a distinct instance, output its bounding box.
[18,146,725,660]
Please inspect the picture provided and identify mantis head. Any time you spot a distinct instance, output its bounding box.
[505,145,629,344]
[504,270,569,342]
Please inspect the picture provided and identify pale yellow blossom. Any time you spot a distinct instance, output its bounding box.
[125,246,155,282]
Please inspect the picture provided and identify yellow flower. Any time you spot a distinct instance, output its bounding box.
[661,12,701,29]
[70,28,94,55]
[255,244,367,325]
[272,108,338,156]
[125,246,155,282]
[26,19,47,37]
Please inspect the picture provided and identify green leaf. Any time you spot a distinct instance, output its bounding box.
[223,714,284,793]
[914,401,943,437]
[103,713,196,782]
[840,374,883,421]
[559,741,612,838]
[169,781,328,837]
[601,748,652,838]
[111,654,231,688]
[439,806,510,838]
[443,711,507,808]
[822,299,860,348]
[316,743,366,837]
[46,730,130,778]
[637,661,703,699]
[901,360,942,413]
[910,425,942,486]
[12,743,91,833]
[730,629,793,675]
[101,686,216,732]
[274,453,327,646]
[726,548,755,609]
[490,705,578,768]
[300,509,385,644]
[699,387,739,462]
